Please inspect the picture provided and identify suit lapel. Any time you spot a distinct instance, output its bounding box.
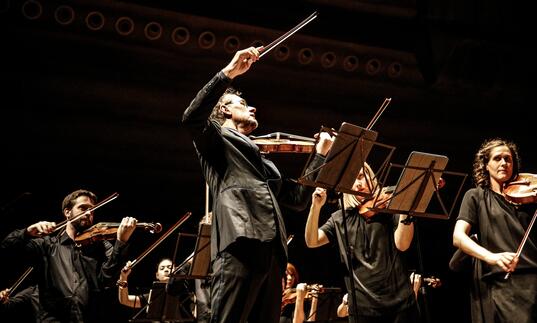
[224,127,267,178]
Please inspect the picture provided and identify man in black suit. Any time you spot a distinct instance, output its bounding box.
[182,47,333,323]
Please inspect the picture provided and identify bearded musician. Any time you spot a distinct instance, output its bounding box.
[1,189,137,322]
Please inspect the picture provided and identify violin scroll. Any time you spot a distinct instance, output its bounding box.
[145,222,163,234]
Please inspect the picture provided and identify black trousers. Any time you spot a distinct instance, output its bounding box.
[210,239,283,323]
[354,302,419,323]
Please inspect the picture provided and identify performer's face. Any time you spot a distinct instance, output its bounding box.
[352,169,372,197]
[221,93,258,134]
[64,196,94,232]
[285,270,296,288]
[156,259,173,282]
[486,145,513,186]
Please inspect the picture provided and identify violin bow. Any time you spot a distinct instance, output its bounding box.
[259,11,318,58]
[287,234,294,245]
[366,97,391,130]
[53,192,119,232]
[7,266,34,298]
[127,211,192,270]
[505,208,537,279]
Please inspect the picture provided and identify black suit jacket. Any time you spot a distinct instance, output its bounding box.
[182,71,324,267]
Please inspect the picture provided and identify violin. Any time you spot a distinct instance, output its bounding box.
[359,178,446,218]
[251,132,316,154]
[502,173,537,279]
[422,276,442,288]
[503,173,537,205]
[281,284,324,312]
[253,138,315,154]
[358,187,394,218]
[281,288,298,311]
[74,221,162,245]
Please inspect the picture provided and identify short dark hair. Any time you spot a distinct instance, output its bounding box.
[61,189,97,212]
[156,258,173,271]
[209,87,242,125]
[472,138,520,188]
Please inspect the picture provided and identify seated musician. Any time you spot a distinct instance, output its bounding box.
[117,258,175,308]
[280,262,319,323]
[118,257,195,322]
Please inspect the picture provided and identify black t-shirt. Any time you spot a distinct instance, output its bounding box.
[280,302,295,323]
[456,187,537,278]
[280,300,312,323]
[320,208,415,316]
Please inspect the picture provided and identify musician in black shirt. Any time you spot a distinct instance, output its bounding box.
[305,163,417,323]
[1,189,137,322]
[453,138,537,322]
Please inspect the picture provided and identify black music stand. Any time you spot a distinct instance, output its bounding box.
[368,151,467,220]
[129,281,195,323]
[166,223,212,322]
[129,224,211,323]
[305,287,343,322]
[367,151,467,323]
[147,282,194,322]
[298,122,395,323]
[298,122,395,197]
[172,223,211,280]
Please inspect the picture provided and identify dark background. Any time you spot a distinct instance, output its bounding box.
[1,0,535,322]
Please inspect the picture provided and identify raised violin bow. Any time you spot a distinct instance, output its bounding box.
[6,266,33,298]
[287,234,294,245]
[53,192,119,233]
[126,211,192,270]
[366,97,392,130]
[259,11,318,58]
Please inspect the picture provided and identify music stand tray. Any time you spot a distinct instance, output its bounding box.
[189,223,211,279]
[145,282,194,322]
[172,223,211,280]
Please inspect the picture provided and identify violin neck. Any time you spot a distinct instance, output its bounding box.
[92,222,152,228]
